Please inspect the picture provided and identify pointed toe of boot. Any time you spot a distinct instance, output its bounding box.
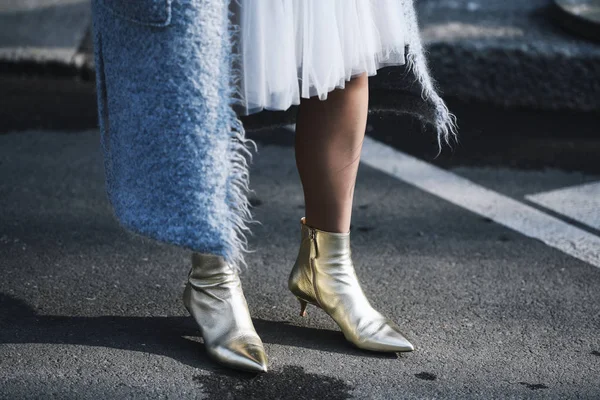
[210,339,268,373]
[356,322,414,353]
[377,327,414,352]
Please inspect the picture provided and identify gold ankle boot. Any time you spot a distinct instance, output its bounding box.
[288,217,414,352]
[183,252,268,373]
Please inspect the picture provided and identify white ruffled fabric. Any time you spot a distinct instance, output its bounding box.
[230,0,410,116]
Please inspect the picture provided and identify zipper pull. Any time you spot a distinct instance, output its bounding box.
[310,227,317,258]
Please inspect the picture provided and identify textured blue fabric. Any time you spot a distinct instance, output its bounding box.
[90,0,255,271]
[89,0,457,272]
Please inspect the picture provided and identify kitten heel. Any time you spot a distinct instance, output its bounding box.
[297,298,308,317]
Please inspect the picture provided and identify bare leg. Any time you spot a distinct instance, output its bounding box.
[294,72,369,233]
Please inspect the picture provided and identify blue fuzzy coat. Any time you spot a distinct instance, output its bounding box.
[89,0,456,272]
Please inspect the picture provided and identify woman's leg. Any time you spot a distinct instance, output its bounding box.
[290,72,414,352]
[294,72,369,233]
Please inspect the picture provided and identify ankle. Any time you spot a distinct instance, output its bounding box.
[303,217,351,234]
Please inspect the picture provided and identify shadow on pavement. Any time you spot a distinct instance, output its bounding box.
[0,293,397,371]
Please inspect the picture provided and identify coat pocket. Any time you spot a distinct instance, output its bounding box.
[99,0,173,27]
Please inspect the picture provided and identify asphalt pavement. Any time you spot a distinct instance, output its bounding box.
[1,0,600,396]
[1,115,599,398]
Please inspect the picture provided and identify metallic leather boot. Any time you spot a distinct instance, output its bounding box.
[289,217,414,352]
[183,252,268,373]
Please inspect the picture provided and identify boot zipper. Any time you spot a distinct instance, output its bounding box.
[308,227,323,308]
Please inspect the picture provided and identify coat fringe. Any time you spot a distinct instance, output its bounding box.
[221,3,260,274]
[402,0,458,154]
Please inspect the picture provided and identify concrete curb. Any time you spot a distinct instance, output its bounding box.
[412,0,600,112]
[1,0,600,113]
[0,0,91,72]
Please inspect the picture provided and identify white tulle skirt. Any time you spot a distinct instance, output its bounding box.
[230,0,410,116]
